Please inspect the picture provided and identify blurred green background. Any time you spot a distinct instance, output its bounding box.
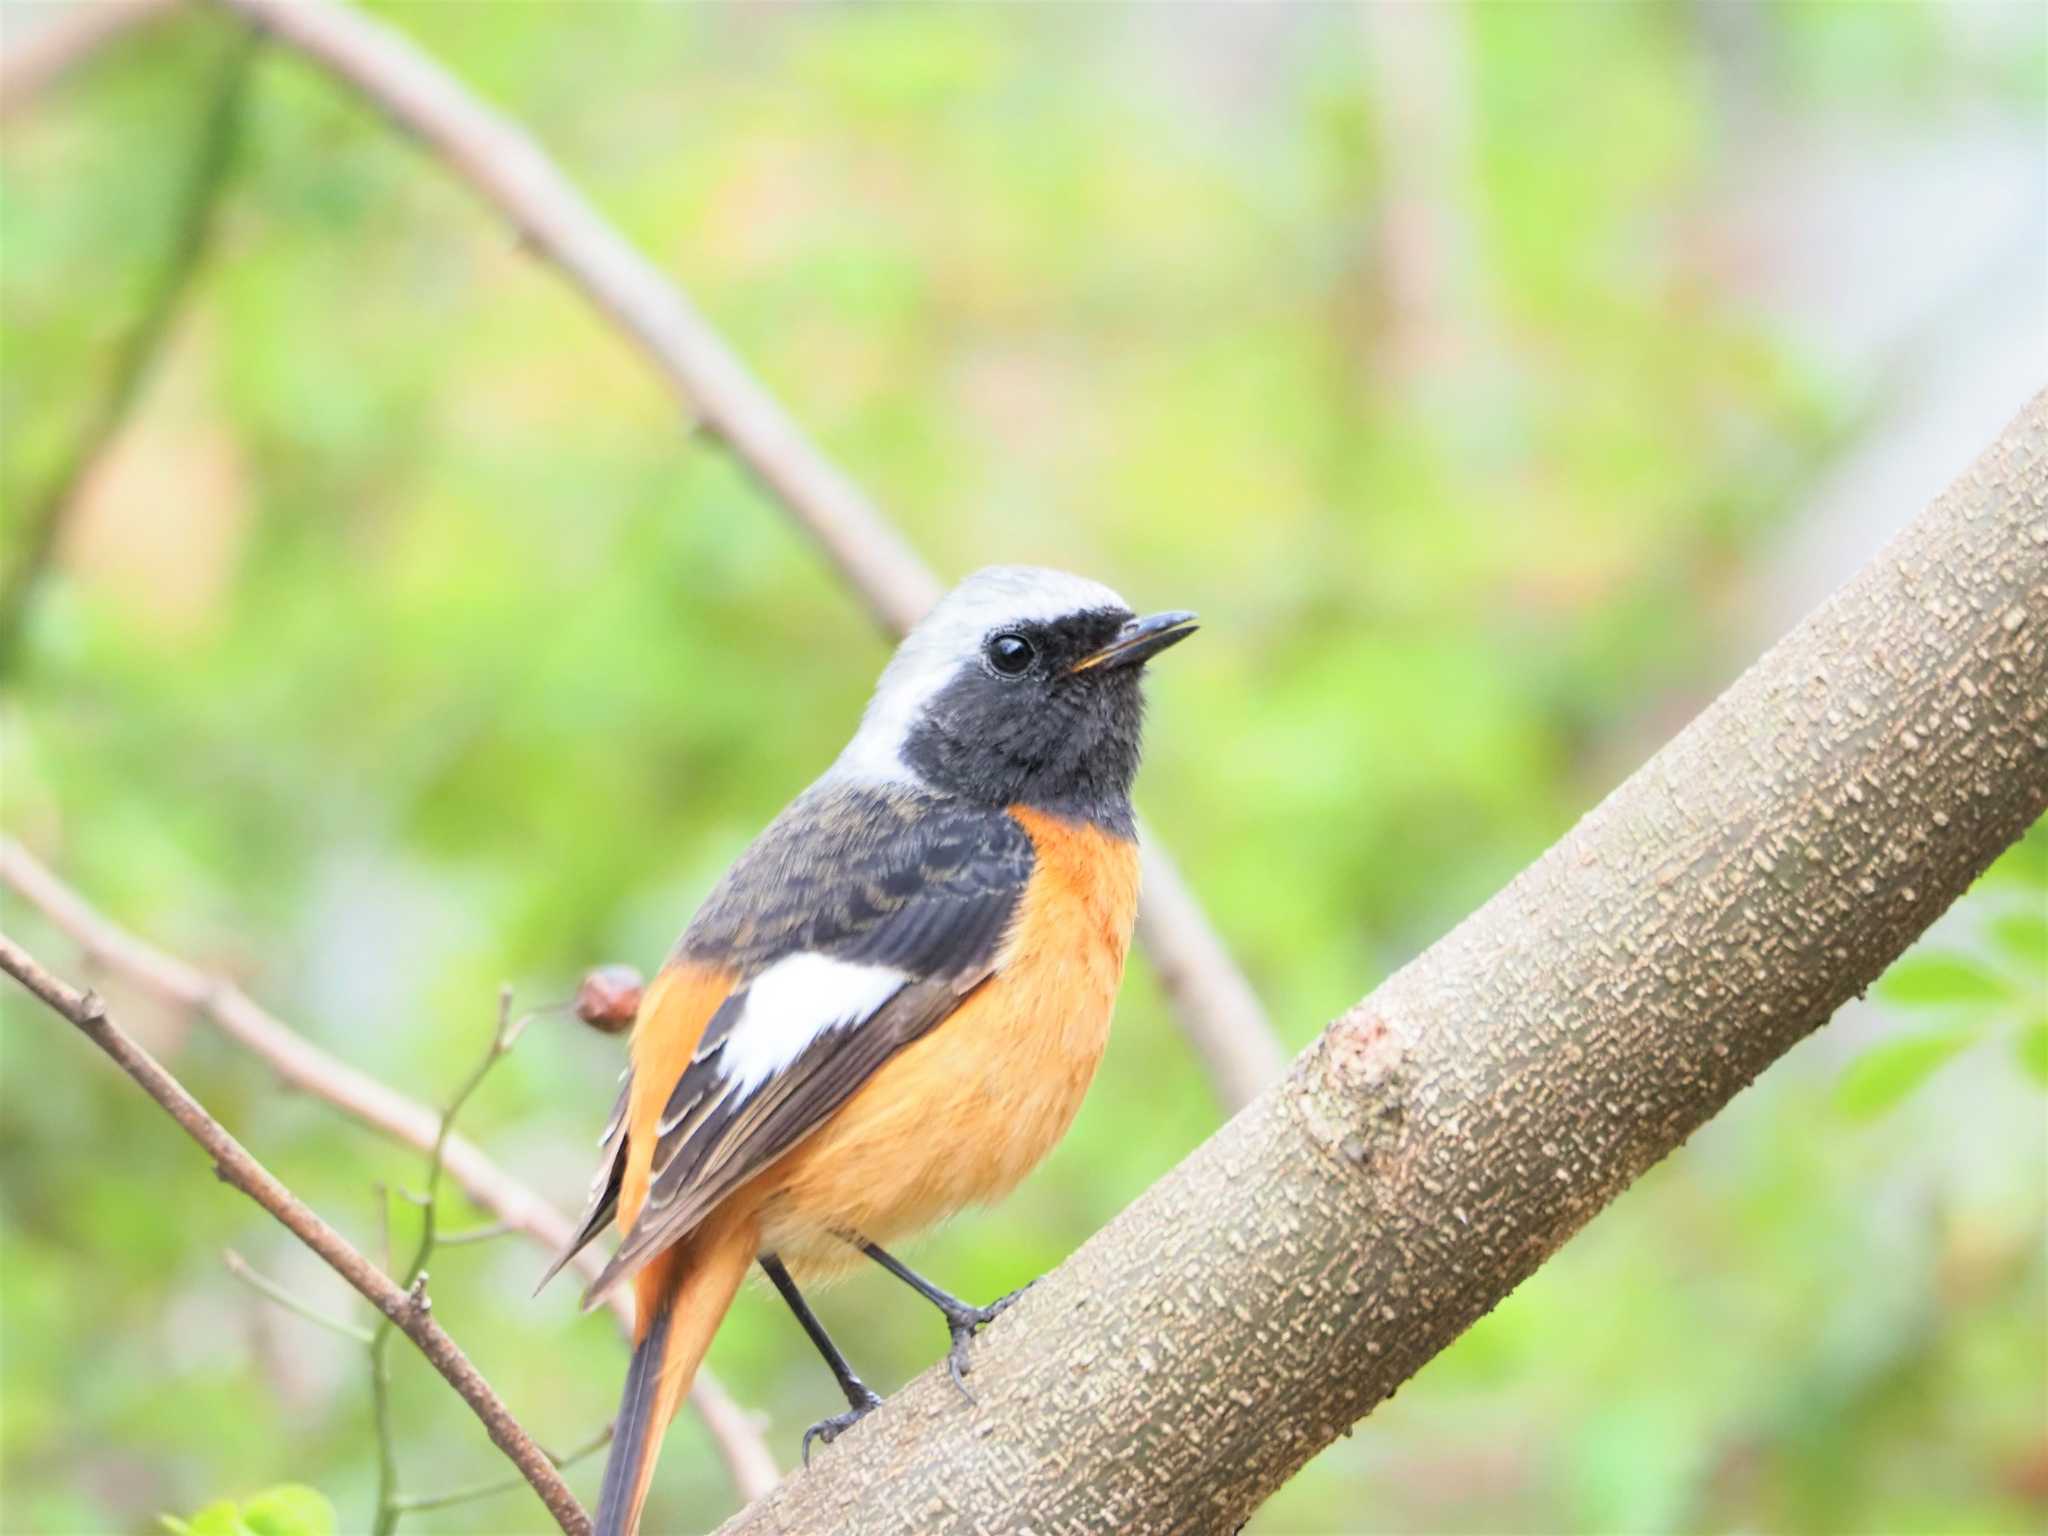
[2,3,2043,1533]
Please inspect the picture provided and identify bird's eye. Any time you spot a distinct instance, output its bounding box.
[986,632,1035,676]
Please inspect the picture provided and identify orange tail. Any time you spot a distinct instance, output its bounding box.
[595,1207,759,1536]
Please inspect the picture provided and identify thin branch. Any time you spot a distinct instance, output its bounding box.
[1132,839,1288,1100]
[393,1421,617,1516]
[437,1218,517,1247]
[369,986,523,1536]
[0,837,781,1501]
[0,0,181,122]
[0,26,253,675]
[204,0,1283,1112]
[0,933,589,1536]
[403,986,519,1285]
[223,1247,374,1344]
[368,1258,401,1536]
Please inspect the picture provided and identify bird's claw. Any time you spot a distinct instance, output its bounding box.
[801,1388,881,1466]
[945,1327,979,1403]
[982,1280,1032,1321]
[940,1281,1034,1404]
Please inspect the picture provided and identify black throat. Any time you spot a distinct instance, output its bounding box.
[898,607,1145,839]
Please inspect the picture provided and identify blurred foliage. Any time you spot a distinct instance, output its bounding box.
[2,3,2042,1534]
[162,1486,337,1536]
[1841,844,2048,1119]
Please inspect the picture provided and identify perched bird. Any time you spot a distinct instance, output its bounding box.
[541,566,1197,1535]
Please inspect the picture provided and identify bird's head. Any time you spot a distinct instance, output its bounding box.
[830,566,1196,831]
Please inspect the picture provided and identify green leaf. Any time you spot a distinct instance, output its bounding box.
[2016,1016,2048,1088]
[1987,909,2048,975]
[171,1502,252,1536]
[1836,1027,1978,1119]
[241,1487,337,1536]
[1873,953,2007,1008]
[160,1489,333,1536]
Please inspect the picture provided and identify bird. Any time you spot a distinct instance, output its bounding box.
[538,565,1198,1535]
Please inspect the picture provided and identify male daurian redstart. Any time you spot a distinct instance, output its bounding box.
[538,566,1197,1535]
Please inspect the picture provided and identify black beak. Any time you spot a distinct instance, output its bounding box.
[1070,610,1200,673]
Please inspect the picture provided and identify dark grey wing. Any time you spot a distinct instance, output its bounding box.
[534,1071,630,1293]
[579,791,1032,1306]
[677,782,1030,975]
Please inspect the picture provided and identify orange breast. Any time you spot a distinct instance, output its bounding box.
[757,807,1141,1273]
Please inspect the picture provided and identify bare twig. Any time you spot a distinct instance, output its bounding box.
[368,1259,402,1534]
[0,932,589,1536]
[369,986,524,1536]
[204,0,1283,1111]
[0,837,780,1500]
[223,1247,374,1344]
[0,26,252,674]
[399,987,520,1288]
[394,1420,617,1516]
[438,1218,517,1247]
[0,0,181,122]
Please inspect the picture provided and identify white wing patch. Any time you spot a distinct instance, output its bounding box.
[718,953,908,1089]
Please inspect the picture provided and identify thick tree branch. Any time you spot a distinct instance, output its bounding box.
[203,0,1284,1111]
[0,933,588,1535]
[0,837,779,1501]
[712,396,2048,1533]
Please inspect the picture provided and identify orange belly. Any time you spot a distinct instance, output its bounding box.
[754,807,1140,1276]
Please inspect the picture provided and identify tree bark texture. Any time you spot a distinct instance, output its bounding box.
[717,396,2048,1536]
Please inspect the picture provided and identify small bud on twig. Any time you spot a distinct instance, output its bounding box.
[575,964,643,1034]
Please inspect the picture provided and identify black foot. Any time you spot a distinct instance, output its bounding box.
[851,1240,1040,1405]
[802,1386,881,1467]
[938,1281,1032,1402]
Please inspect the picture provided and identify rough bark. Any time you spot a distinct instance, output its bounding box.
[717,397,2048,1536]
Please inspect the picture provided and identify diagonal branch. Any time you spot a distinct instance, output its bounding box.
[203,0,1286,1111]
[219,0,936,628]
[0,932,588,1535]
[708,396,2048,1531]
[0,0,180,122]
[0,25,252,675]
[0,837,779,1501]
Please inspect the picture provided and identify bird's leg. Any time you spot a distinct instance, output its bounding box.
[758,1254,881,1463]
[855,1239,1031,1403]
